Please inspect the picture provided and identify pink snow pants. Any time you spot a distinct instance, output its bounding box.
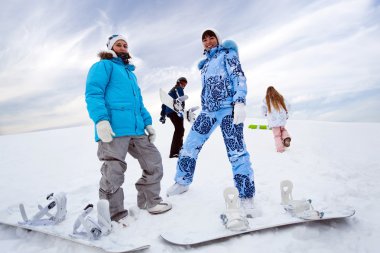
[272,126,291,153]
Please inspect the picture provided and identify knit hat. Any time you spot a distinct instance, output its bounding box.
[201,29,221,44]
[106,34,127,50]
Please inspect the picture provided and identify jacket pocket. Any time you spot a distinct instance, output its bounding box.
[108,103,134,131]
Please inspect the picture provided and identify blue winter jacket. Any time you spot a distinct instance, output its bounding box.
[198,40,247,112]
[85,52,152,141]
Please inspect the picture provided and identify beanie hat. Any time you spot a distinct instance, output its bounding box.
[201,29,221,44]
[106,34,127,50]
[177,77,188,83]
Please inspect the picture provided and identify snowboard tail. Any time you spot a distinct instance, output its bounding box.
[0,204,150,253]
[160,207,355,246]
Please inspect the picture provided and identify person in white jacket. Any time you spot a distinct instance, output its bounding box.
[261,86,291,152]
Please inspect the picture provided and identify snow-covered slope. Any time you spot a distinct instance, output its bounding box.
[0,119,379,253]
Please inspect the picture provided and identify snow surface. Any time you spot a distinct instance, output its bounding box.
[0,118,379,253]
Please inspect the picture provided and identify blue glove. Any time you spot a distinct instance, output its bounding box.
[159,116,166,124]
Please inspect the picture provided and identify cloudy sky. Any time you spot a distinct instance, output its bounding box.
[0,0,379,135]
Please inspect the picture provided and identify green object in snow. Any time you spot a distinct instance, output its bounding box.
[248,124,270,130]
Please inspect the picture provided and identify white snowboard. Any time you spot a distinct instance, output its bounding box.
[0,204,150,253]
[159,88,199,120]
[160,207,355,246]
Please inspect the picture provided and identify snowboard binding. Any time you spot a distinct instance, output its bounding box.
[71,200,112,240]
[174,96,199,123]
[220,187,249,231]
[280,180,324,220]
[19,192,67,226]
[173,95,188,114]
[160,88,200,123]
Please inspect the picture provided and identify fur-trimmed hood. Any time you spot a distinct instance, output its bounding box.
[222,40,238,54]
[97,50,135,71]
[198,40,239,70]
[98,49,117,60]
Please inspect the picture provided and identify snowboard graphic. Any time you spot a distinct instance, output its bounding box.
[0,203,150,252]
[160,207,355,246]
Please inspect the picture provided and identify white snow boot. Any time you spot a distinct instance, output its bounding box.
[147,201,172,214]
[19,192,67,226]
[115,216,129,227]
[240,197,262,218]
[220,187,249,231]
[166,183,189,197]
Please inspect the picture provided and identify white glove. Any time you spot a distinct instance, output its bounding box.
[96,120,115,143]
[186,111,196,123]
[233,103,246,125]
[186,106,200,123]
[145,125,156,143]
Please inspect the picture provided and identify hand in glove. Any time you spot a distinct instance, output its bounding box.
[159,116,166,124]
[145,125,156,143]
[186,106,200,123]
[233,103,246,125]
[96,120,115,143]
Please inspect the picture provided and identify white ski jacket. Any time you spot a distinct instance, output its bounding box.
[261,99,290,128]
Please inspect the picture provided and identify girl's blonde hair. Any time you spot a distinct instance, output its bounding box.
[265,86,287,113]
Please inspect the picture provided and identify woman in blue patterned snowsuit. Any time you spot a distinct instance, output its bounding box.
[167,30,256,208]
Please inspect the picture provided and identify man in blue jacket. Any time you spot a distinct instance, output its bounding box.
[85,35,171,224]
[160,77,187,158]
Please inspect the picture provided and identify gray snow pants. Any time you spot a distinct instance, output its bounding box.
[97,135,163,221]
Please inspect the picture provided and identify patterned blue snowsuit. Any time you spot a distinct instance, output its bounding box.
[174,41,255,198]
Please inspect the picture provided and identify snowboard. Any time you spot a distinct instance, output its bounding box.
[160,207,355,246]
[0,203,150,252]
[159,88,199,117]
[248,124,271,130]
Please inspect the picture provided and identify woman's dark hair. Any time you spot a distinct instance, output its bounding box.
[116,52,131,64]
[177,77,187,84]
[202,30,218,42]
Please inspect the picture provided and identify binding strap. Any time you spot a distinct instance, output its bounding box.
[19,192,67,226]
[72,200,112,240]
